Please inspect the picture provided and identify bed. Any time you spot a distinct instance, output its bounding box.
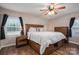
[25,24,68,55]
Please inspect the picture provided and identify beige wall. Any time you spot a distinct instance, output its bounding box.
[47,12,79,45]
[0,8,48,48]
[0,14,3,32]
[0,8,49,33]
[47,12,79,31]
[0,14,2,27]
[0,14,2,49]
[0,14,3,49]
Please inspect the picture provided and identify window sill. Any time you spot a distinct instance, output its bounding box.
[6,31,21,36]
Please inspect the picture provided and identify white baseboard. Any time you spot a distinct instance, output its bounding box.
[1,43,16,49]
[69,41,79,45]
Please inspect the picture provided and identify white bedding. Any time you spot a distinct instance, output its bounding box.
[28,32,66,54]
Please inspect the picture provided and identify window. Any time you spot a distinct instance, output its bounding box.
[72,18,79,37]
[5,16,21,35]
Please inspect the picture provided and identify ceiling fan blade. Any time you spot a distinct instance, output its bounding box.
[41,10,48,15]
[44,12,48,15]
[56,6,65,10]
[44,11,49,15]
[40,9,48,11]
[54,11,57,14]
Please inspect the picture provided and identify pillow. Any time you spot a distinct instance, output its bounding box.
[36,28,40,32]
[36,28,44,32]
[29,27,36,32]
[40,28,44,31]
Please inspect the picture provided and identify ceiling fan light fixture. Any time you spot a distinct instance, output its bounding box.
[48,11,55,15]
[48,5,54,11]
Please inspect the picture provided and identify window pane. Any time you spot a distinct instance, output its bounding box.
[5,16,21,35]
[72,18,79,37]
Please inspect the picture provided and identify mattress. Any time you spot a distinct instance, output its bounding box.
[28,32,66,54]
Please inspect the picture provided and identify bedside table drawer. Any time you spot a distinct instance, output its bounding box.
[17,41,27,46]
[16,35,27,48]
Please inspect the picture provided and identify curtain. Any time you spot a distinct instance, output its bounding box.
[69,17,75,37]
[1,14,8,39]
[19,17,24,35]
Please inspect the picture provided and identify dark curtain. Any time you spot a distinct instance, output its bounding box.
[1,14,8,39]
[69,17,75,37]
[19,17,24,35]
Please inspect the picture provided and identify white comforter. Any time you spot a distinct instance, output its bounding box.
[28,32,66,54]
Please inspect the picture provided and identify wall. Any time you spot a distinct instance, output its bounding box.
[0,16,1,49]
[0,14,3,35]
[0,14,3,50]
[47,12,79,45]
[0,8,48,48]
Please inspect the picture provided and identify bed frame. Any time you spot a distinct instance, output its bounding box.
[25,24,68,55]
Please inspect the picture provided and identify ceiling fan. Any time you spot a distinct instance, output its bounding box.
[40,3,65,15]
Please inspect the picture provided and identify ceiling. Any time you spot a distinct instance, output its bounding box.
[0,3,79,19]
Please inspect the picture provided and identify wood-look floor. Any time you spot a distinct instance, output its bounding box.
[0,43,79,55]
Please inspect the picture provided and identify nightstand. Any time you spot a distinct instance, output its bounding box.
[16,35,27,48]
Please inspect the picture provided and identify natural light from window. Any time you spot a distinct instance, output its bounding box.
[5,16,21,35]
[72,18,79,37]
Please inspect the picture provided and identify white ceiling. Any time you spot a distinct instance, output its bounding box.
[0,3,79,19]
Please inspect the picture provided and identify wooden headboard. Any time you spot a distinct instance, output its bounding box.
[25,24,44,36]
[25,24,68,37]
[54,27,69,37]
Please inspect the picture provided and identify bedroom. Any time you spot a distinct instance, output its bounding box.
[0,3,79,55]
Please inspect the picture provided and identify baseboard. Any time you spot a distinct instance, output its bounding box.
[69,41,79,45]
[1,43,16,49]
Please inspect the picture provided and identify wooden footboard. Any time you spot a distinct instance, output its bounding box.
[28,39,65,55]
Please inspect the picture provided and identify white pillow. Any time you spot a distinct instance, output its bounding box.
[36,28,44,32]
[29,27,36,32]
[40,28,44,31]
